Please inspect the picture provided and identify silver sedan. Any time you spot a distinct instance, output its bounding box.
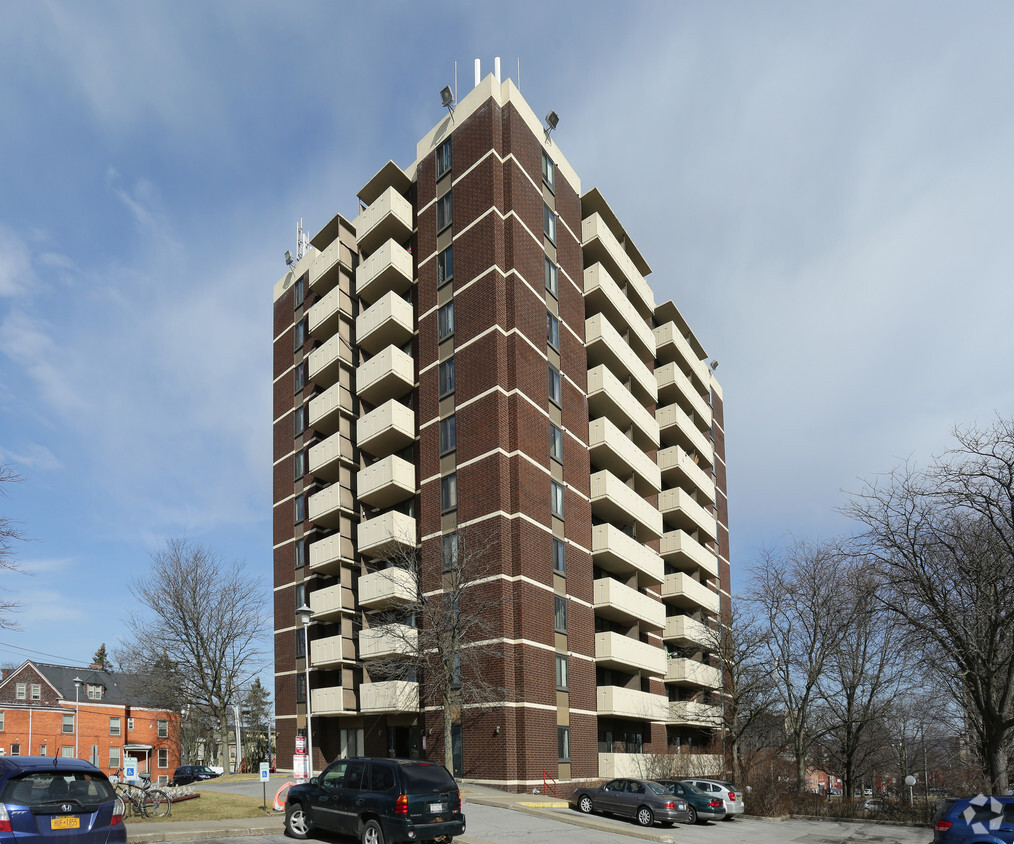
[572,778,692,827]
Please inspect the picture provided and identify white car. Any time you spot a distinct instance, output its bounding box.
[682,779,744,818]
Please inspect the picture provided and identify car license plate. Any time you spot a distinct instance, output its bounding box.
[51,817,80,830]
[429,802,444,813]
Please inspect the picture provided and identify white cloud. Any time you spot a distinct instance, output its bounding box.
[0,444,62,472]
[0,226,32,298]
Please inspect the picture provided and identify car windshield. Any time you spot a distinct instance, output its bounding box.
[663,781,704,795]
[644,782,669,795]
[194,767,216,774]
[400,764,456,794]
[1,772,116,807]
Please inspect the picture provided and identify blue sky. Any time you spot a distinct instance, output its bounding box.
[1,1,1013,670]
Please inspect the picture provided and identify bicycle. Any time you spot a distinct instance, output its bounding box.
[113,770,172,819]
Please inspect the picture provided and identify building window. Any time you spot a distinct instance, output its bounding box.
[0,712,4,731]
[61,746,73,758]
[295,538,308,568]
[62,714,74,734]
[542,150,555,192]
[558,726,570,762]
[294,318,306,350]
[436,138,452,179]
[439,358,455,397]
[294,361,307,393]
[556,654,569,690]
[87,685,101,700]
[158,720,169,739]
[551,481,564,519]
[548,364,561,406]
[30,684,40,701]
[110,718,121,736]
[296,674,306,703]
[10,744,20,757]
[543,204,556,242]
[109,747,120,769]
[553,538,566,574]
[15,684,25,700]
[294,276,305,307]
[437,193,453,232]
[545,258,558,298]
[437,301,454,340]
[39,744,46,757]
[437,245,454,287]
[294,449,306,480]
[295,626,306,658]
[550,423,563,463]
[89,746,99,766]
[547,311,559,349]
[441,474,457,512]
[442,533,458,573]
[127,718,134,731]
[295,582,305,610]
[294,495,305,524]
[158,748,169,768]
[554,596,567,633]
[294,406,307,436]
[440,415,456,454]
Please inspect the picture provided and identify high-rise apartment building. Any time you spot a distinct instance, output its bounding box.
[272,72,730,790]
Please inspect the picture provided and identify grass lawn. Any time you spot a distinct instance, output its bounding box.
[125,791,276,824]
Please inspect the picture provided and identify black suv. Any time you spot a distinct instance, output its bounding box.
[170,765,221,786]
[284,757,464,844]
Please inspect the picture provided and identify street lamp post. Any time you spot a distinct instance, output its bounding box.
[296,603,313,778]
[73,677,83,759]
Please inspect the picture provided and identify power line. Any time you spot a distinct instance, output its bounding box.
[0,640,93,666]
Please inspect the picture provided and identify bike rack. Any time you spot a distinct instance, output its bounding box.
[543,771,558,798]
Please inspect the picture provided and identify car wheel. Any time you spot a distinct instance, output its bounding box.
[577,795,594,814]
[285,803,311,840]
[361,819,385,844]
[686,805,698,824]
[636,806,654,827]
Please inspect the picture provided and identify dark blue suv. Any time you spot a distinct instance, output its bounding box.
[933,795,1014,843]
[0,756,125,844]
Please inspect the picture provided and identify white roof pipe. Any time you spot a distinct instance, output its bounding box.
[494,57,501,83]
[474,58,480,88]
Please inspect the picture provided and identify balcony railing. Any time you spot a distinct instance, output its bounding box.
[588,365,659,451]
[308,381,352,436]
[669,700,722,727]
[589,416,661,496]
[357,455,416,509]
[308,483,353,529]
[359,624,417,660]
[581,213,654,318]
[590,470,663,541]
[308,332,353,389]
[591,524,664,586]
[658,445,716,503]
[309,583,351,621]
[595,631,667,676]
[585,313,657,405]
[357,399,415,458]
[596,685,669,721]
[358,566,416,610]
[354,187,413,258]
[358,511,417,559]
[656,362,712,428]
[658,530,719,578]
[355,239,413,304]
[663,615,713,648]
[665,657,722,689]
[310,634,354,668]
[654,320,709,394]
[356,346,414,406]
[308,430,352,482]
[661,572,721,615]
[310,686,355,717]
[360,680,419,714]
[584,263,655,360]
[593,578,665,630]
[309,533,353,576]
[659,488,717,540]
[657,402,713,466]
[356,290,414,356]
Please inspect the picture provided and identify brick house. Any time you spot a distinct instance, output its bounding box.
[0,661,180,784]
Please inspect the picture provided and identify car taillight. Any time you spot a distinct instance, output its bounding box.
[664,801,675,809]
[396,794,408,815]
[934,820,953,833]
[709,799,723,808]
[112,797,125,826]
[728,792,736,801]
[0,804,11,833]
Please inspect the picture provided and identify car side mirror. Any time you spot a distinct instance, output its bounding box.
[309,777,320,787]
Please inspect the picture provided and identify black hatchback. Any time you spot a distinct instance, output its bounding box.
[284,758,465,844]
[170,765,220,786]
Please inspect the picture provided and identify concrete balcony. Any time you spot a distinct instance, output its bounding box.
[356,346,414,406]
[354,187,413,258]
[654,321,709,394]
[656,362,712,428]
[359,624,417,660]
[588,365,659,452]
[308,332,353,389]
[357,455,416,509]
[593,578,665,630]
[308,381,352,436]
[358,566,416,609]
[595,632,667,676]
[664,615,714,649]
[586,313,657,405]
[309,238,346,295]
[309,533,354,576]
[597,753,655,779]
[669,700,722,727]
[589,417,661,497]
[592,524,664,587]
[358,511,417,559]
[581,213,654,318]
[310,634,355,668]
[658,446,716,504]
[310,685,355,717]
[590,470,663,541]
[659,530,719,578]
[666,657,722,690]
[308,283,351,341]
[596,685,669,722]
[356,291,414,357]
[357,399,415,458]
[662,573,721,615]
[584,263,655,360]
[355,239,413,305]
[309,583,352,621]
[659,488,717,540]
[308,484,353,529]
[360,680,419,714]
[309,430,352,482]
[657,402,713,466]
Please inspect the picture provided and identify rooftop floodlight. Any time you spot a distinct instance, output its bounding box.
[440,85,456,118]
[284,250,295,267]
[545,110,560,134]
[709,360,720,372]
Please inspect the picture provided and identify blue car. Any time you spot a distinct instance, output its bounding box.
[0,756,125,844]
[933,795,1014,843]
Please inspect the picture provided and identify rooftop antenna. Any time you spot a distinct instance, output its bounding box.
[296,218,308,261]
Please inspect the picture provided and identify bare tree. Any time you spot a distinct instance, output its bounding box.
[361,523,510,773]
[844,418,1014,792]
[0,465,26,629]
[749,538,852,791]
[120,538,268,769]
